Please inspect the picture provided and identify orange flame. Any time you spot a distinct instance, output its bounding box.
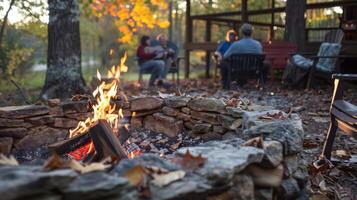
[68,52,129,159]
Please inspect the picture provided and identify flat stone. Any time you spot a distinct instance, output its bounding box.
[277,177,301,200]
[112,154,179,175]
[177,138,264,181]
[242,110,286,130]
[130,97,164,111]
[26,115,54,126]
[47,99,61,107]
[64,112,92,121]
[213,126,226,134]
[218,114,242,130]
[284,155,299,177]
[15,126,67,150]
[0,128,27,138]
[247,104,275,112]
[52,118,78,129]
[226,107,245,117]
[243,120,304,155]
[0,105,49,119]
[130,108,162,117]
[162,106,179,117]
[192,123,212,134]
[144,113,183,137]
[261,140,283,168]
[165,96,191,108]
[49,106,64,117]
[63,172,136,200]
[201,132,222,141]
[130,117,143,129]
[222,131,238,140]
[176,112,191,121]
[0,165,76,200]
[61,101,89,114]
[0,118,32,128]
[191,110,219,125]
[244,164,284,187]
[184,122,195,130]
[188,97,226,113]
[181,107,191,114]
[0,137,13,154]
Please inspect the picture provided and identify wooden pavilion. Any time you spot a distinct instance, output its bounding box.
[184,0,357,78]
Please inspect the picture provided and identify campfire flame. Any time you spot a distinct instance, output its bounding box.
[68,53,135,160]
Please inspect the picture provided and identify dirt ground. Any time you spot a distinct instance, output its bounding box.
[1,78,356,199]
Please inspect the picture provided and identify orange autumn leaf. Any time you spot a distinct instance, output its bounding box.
[170,150,207,172]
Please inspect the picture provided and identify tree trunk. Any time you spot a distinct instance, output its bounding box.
[0,0,15,49]
[41,0,87,99]
[284,0,306,51]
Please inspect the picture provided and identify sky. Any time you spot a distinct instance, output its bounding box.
[0,0,48,24]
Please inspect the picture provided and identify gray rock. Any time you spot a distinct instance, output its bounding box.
[130,97,164,111]
[162,106,179,117]
[176,112,191,121]
[63,172,136,200]
[0,118,32,128]
[191,110,219,125]
[226,107,245,117]
[192,123,212,134]
[15,126,67,150]
[217,114,235,129]
[143,113,183,137]
[243,120,304,155]
[61,101,89,114]
[0,127,28,139]
[188,98,226,113]
[200,132,222,141]
[261,140,283,168]
[213,126,226,134]
[112,154,179,176]
[242,109,284,130]
[0,165,76,200]
[165,96,191,108]
[222,131,238,140]
[0,105,49,119]
[177,139,264,181]
[181,107,191,114]
[0,137,13,154]
[277,177,301,200]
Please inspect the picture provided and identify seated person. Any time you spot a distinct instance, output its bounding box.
[223,23,268,86]
[152,34,178,78]
[136,35,170,88]
[214,30,237,64]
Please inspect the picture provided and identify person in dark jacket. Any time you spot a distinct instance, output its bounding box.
[136,35,167,87]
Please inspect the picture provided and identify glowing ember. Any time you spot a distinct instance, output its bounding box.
[68,52,136,160]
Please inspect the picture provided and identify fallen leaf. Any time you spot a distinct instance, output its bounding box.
[170,150,207,171]
[303,139,319,148]
[170,141,182,150]
[43,154,65,171]
[68,160,110,174]
[334,150,351,160]
[0,154,19,166]
[242,136,264,148]
[123,165,148,187]
[151,170,186,187]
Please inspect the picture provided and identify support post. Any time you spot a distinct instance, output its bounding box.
[185,0,192,78]
[205,20,211,78]
[270,0,275,40]
[241,0,248,23]
[168,1,173,41]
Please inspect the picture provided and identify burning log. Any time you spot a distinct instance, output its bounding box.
[49,120,128,162]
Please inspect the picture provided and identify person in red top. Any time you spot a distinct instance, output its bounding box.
[137,35,168,87]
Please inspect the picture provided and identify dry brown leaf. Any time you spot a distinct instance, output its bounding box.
[170,150,207,171]
[334,150,351,160]
[170,141,182,151]
[151,170,186,187]
[68,160,110,174]
[242,136,264,148]
[0,154,19,166]
[123,165,148,187]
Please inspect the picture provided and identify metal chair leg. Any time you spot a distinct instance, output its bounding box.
[321,116,338,160]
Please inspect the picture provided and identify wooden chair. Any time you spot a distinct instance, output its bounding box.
[305,29,345,88]
[224,53,266,90]
[316,73,357,164]
[262,41,297,81]
[138,57,182,85]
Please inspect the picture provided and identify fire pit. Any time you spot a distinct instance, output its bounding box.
[0,57,308,200]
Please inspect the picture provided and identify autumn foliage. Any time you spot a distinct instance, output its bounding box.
[81,0,170,43]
